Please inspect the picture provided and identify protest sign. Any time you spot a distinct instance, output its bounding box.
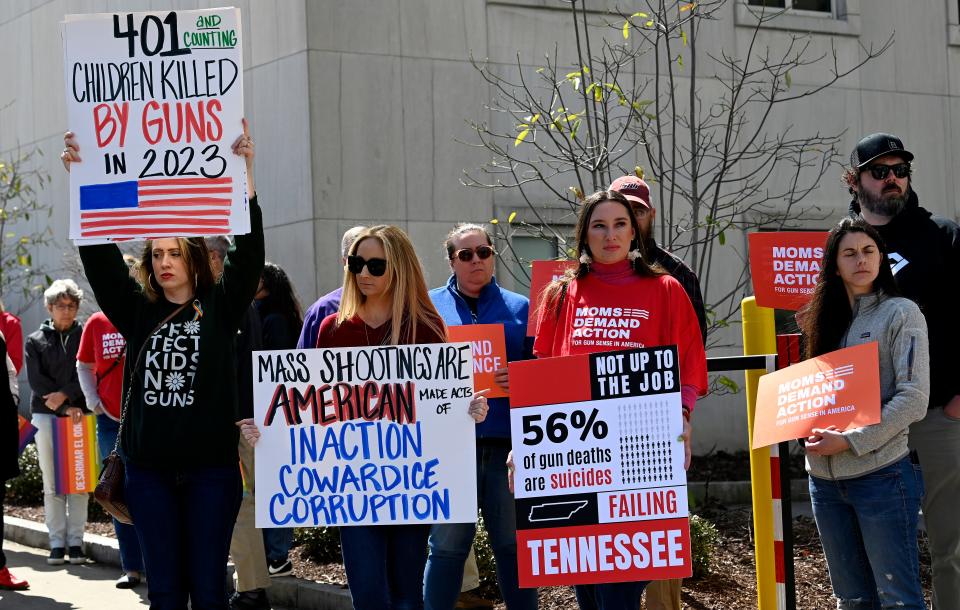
[509,346,691,587]
[18,415,37,455]
[51,415,100,494]
[446,324,508,399]
[748,232,829,310]
[752,342,881,449]
[527,260,577,335]
[62,8,248,241]
[253,344,479,528]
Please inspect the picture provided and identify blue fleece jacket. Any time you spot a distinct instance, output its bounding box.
[429,275,533,439]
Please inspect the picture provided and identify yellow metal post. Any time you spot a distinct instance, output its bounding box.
[741,297,777,610]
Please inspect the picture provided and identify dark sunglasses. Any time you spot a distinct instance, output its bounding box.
[453,245,495,262]
[863,163,910,181]
[346,256,387,277]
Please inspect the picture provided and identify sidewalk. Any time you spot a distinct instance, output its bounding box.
[3,516,352,609]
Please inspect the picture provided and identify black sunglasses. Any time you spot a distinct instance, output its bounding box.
[863,163,910,181]
[453,245,495,262]
[346,256,387,277]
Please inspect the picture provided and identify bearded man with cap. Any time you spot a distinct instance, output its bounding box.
[609,174,706,610]
[845,132,960,610]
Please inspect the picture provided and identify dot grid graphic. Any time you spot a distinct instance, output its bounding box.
[617,399,676,485]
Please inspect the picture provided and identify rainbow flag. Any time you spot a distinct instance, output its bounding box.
[17,415,37,455]
[51,414,100,494]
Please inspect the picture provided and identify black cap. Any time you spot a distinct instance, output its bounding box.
[850,133,914,169]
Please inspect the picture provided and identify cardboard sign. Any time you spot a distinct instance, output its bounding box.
[446,324,508,399]
[509,346,691,587]
[748,232,828,310]
[62,8,248,241]
[252,344,479,528]
[752,342,881,449]
[18,415,37,455]
[527,260,577,336]
[52,415,100,494]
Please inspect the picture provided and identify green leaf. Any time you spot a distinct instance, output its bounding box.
[785,71,792,88]
[718,375,740,392]
[514,129,530,147]
[623,20,630,39]
[490,218,499,225]
[681,30,688,46]
[508,211,517,223]
[718,230,726,245]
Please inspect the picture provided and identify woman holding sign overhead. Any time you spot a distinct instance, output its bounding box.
[530,190,707,610]
[62,122,264,610]
[799,218,929,609]
[240,224,491,610]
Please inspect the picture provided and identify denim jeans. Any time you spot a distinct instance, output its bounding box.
[423,441,537,610]
[340,523,432,610]
[96,414,144,573]
[125,461,242,610]
[262,526,294,563]
[574,581,649,610]
[809,456,925,610]
[32,413,88,548]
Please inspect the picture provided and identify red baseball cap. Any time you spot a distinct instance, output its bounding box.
[609,175,652,210]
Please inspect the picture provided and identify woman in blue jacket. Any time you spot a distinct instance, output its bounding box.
[423,223,538,610]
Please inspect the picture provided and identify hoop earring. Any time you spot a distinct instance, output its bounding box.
[578,251,592,274]
[148,272,160,291]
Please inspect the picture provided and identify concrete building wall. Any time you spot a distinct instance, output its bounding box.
[2,0,958,451]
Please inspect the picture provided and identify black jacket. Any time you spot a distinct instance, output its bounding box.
[25,319,87,417]
[850,190,960,409]
[647,241,708,343]
[0,336,19,482]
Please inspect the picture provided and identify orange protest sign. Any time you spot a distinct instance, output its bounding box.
[446,324,509,399]
[752,342,881,449]
[748,232,828,311]
[527,260,577,335]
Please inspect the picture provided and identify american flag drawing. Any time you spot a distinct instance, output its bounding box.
[78,177,234,238]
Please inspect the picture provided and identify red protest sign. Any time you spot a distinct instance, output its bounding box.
[446,324,508,399]
[752,342,881,449]
[509,346,692,587]
[527,260,577,336]
[748,232,828,310]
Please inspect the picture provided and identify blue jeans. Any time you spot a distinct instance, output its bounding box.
[574,581,648,610]
[262,526,293,563]
[809,456,925,610]
[96,414,144,573]
[125,461,242,610]
[340,524,432,610]
[423,442,536,610]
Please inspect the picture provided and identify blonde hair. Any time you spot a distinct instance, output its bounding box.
[337,225,446,345]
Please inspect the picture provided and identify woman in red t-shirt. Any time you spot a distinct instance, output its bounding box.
[241,225,490,609]
[530,190,707,610]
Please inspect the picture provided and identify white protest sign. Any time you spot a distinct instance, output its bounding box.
[253,344,479,528]
[62,7,249,241]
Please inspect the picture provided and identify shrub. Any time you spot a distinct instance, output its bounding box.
[5,444,43,505]
[293,526,342,564]
[689,514,720,579]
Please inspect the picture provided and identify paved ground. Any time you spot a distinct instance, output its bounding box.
[0,541,149,609]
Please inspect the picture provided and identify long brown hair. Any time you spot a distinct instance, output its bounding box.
[138,237,216,302]
[800,218,900,358]
[337,225,446,345]
[542,190,663,314]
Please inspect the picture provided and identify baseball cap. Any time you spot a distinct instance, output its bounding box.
[850,133,914,169]
[609,175,652,210]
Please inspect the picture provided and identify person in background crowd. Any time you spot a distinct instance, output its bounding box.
[609,174,707,610]
[423,223,537,610]
[0,329,28,590]
[207,234,272,610]
[297,226,367,350]
[63,120,264,610]
[240,225,491,610]
[521,190,707,610]
[799,218,928,609]
[26,279,88,566]
[0,303,23,374]
[76,254,145,588]
[255,262,303,578]
[846,133,960,609]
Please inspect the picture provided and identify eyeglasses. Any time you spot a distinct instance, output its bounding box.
[863,163,911,181]
[453,245,495,262]
[346,256,387,277]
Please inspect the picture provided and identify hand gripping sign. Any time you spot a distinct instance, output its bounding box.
[752,342,881,449]
[509,346,692,587]
[252,344,478,528]
[748,232,829,311]
[62,8,249,241]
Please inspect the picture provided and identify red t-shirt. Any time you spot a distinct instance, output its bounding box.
[534,261,708,400]
[317,313,446,348]
[77,312,127,420]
